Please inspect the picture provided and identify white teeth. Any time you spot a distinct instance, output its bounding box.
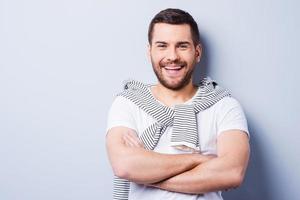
[165,66,182,70]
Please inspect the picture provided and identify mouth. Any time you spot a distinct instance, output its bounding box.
[164,65,183,70]
[163,64,185,77]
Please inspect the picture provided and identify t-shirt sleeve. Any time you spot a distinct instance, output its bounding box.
[216,97,250,138]
[106,96,137,134]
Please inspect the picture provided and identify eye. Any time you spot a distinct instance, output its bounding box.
[157,44,167,48]
[179,44,188,49]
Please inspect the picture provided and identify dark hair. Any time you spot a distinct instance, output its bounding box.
[148,8,200,46]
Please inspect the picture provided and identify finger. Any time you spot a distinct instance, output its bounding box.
[127,134,144,148]
[127,135,143,147]
[123,134,140,147]
[122,134,134,147]
[128,131,144,146]
[125,131,144,148]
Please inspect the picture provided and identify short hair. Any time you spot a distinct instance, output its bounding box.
[148,8,200,46]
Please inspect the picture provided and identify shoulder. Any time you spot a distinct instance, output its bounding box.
[215,96,242,108]
[210,96,245,115]
[108,95,141,118]
[111,95,135,107]
[213,96,246,119]
[106,96,139,133]
[214,96,249,137]
[109,95,142,113]
[200,96,246,122]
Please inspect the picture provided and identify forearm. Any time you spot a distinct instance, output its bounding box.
[150,156,242,194]
[107,127,213,184]
[114,146,210,184]
[149,131,250,194]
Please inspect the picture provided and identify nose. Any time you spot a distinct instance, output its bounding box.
[166,47,179,62]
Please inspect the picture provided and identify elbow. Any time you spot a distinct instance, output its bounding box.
[112,160,131,179]
[113,167,130,179]
[227,171,245,189]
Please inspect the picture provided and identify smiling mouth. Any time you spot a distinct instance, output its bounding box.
[165,66,182,70]
[163,65,185,77]
[164,64,185,70]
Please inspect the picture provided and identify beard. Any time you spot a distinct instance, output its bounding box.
[151,58,195,91]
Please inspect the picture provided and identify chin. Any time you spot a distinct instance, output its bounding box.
[162,81,188,91]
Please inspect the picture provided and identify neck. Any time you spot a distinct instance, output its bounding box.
[151,80,198,107]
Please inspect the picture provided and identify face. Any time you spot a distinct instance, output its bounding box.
[148,23,201,90]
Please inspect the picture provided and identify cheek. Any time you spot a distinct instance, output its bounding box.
[182,52,197,63]
[151,52,165,63]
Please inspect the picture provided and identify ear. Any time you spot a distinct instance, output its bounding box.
[195,43,202,63]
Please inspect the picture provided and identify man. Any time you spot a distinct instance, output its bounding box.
[106,8,250,200]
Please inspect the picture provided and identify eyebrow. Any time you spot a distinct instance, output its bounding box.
[177,41,191,46]
[154,41,191,45]
[154,41,167,45]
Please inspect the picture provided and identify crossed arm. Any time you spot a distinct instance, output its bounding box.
[106,126,250,194]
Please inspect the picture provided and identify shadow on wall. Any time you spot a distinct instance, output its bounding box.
[193,35,272,200]
[192,33,210,84]
[222,116,272,200]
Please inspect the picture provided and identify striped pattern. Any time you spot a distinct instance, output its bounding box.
[172,104,198,150]
[112,78,230,200]
[113,177,130,200]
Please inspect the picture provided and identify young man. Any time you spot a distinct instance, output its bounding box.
[106,8,250,200]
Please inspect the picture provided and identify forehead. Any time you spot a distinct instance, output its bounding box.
[152,23,193,43]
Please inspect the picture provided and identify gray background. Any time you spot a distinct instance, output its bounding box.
[1,0,299,199]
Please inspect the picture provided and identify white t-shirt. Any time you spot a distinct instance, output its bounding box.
[106,87,249,200]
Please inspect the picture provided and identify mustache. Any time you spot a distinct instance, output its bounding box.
[159,59,187,67]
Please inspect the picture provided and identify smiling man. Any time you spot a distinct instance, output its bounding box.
[106,8,250,200]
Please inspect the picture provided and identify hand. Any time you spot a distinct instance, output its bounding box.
[145,153,216,188]
[122,130,144,148]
